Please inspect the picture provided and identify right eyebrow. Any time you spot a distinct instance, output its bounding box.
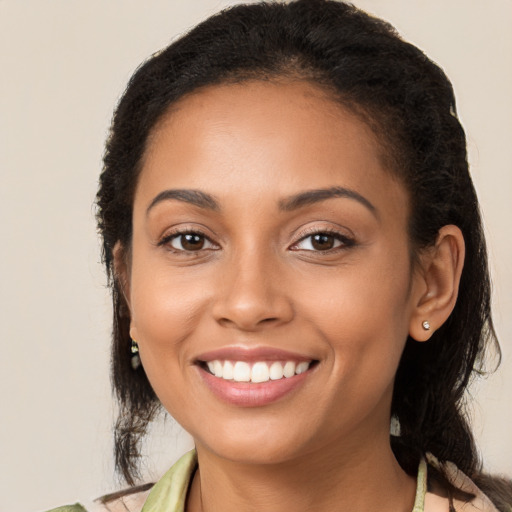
[146,189,220,215]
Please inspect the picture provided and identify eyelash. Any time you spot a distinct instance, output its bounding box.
[158,227,355,254]
[158,228,219,253]
[291,228,355,253]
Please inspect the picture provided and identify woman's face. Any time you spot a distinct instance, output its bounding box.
[127,80,423,464]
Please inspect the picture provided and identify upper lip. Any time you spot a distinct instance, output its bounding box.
[195,346,315,363]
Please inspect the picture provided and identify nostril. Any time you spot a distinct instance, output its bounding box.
[217,315,283,331]
[212,281,294,330]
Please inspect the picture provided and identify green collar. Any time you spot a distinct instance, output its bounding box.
[141,450,197,512]
[413,458,428,512]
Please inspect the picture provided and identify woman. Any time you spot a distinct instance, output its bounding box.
[50,1,511,511]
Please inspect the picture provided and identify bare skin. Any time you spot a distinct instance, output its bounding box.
[118,80,464,512]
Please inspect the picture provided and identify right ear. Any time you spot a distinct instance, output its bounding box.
[113,241,132,311]
[113,242,141,346]
[113,241,139,341]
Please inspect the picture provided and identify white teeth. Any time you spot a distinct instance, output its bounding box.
[213,360,223,378]
[205,360,312,382]
[269,361,284,380]
[296,361,310,374]
[233,361,251,382]
[223,360,234,380]
[283,361,296,378]
[251,362,270,383]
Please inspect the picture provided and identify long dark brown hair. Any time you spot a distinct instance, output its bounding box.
[96,0,511,508]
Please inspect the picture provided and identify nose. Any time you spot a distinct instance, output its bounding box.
[212,249,294,331]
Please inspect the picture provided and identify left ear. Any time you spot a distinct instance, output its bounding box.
[409,225,465,342]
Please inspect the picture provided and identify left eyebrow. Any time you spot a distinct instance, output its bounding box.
[278,186,378,217]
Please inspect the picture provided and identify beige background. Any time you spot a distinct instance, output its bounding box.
[0,1,510,511]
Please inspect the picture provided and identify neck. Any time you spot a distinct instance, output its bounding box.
[187,431,416,512]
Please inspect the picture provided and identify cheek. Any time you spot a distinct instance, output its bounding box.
[298,250,412,374]
[298,273,410,431]
[301,254,411,335]
[129,256,211,366]
[128,266,212,419]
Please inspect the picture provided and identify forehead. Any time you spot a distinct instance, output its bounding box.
[138,80,407,220]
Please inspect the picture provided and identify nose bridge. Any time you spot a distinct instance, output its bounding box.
[213,240,293,330]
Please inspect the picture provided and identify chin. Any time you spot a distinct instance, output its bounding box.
[191,418,317,465]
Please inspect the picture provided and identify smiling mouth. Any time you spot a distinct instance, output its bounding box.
[200,359,317,383]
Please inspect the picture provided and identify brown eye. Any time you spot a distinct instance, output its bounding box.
[181,234,204,250]
[292,231,354,252]
[168,232,215,252]
[311,233,336,250]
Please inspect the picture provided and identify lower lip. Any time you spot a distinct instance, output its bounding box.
[198,366,312,407]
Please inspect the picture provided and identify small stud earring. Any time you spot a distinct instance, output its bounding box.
[422,320,431,331]
[131,339,141,370]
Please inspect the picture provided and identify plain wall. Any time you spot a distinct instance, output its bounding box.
[0,1,510,511]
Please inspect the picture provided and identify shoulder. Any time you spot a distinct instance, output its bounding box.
[425,453,506,512]
[43,451,197,512]
[45,505,87,512]
[44,485,152,512]
[94,484,153,512]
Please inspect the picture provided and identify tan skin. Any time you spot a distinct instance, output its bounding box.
[117,80,465,512]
